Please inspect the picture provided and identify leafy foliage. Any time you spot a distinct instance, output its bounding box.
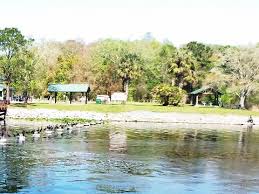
[13,49,38,102]
[0,28,32,100]
[1,27,259,109]
[220,47,259,108]
[152,84,186,106]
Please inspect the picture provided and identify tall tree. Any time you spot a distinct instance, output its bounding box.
[14,49,38,103]
[0,28,31,101]
[90,39,142,98]
[127,39,162,101]
[117,49,142,97]
[33,41,62,97]
[90,39,122,96]
[185,42,215,70]
[168,48,198,91]
[158,43,177,84]
[221,47,259,108]
[185,42,216,85]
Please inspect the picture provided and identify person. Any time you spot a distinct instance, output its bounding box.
[247,115,254,130]
[0,131,6,143]
[247,115,254,124]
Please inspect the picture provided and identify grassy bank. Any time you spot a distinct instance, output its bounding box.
[9,102,259,116]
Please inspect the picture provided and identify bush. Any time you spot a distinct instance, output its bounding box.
[152,84,186,106]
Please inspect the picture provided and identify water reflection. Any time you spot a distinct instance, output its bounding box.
[109,128,127,153]
[0,145,38,193]
[0,123,259,193]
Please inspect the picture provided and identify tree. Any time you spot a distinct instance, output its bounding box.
[221,47,259,109]
[168,48,198,91]
[185,42,215,70]
[0,28,32,101]
[185,42,216,85]
[90,39,142,99]
[158,44,199,92]
[14,50,38,103]
[126,39,163,101]
[116,49,142,97]
[158,43,177,84]
[90,39,122,96]
[152,84,186,106]
[32,41,62,97]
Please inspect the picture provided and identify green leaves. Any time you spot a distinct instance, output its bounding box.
[152,84,186,106]
[167,47,198,90]
[0,28,30,60]
[90,39,143,95]
[219,46,259,108]
[13,50,38,97]
[117,49,142,81]
[0,27,33,100]
[185,41,215,70]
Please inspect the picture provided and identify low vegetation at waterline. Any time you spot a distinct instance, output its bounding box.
[10,102,259,116]
[13,117,95,124]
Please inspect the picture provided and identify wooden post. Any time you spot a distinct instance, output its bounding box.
[54,92,57,104]
[195,95,199,106]
[85,92,88,104]
[69,92,72,104]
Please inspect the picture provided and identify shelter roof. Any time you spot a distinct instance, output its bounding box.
[190,86,222,95]
[48,84,90,92]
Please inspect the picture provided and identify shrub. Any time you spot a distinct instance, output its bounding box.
[152,84,186,106]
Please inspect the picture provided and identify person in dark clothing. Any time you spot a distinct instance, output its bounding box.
[247,115,253,124]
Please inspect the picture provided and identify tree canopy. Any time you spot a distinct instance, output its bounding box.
[0,27,259,109]
[0,28,32,100]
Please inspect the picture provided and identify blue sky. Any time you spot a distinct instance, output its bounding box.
[0,0,258,46]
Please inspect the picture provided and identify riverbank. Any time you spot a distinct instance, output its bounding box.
[6,107,259,125]
[10,102,259,116]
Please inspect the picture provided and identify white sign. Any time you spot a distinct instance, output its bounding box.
[111,92,127,102]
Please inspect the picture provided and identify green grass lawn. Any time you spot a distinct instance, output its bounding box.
[9,102,259,116]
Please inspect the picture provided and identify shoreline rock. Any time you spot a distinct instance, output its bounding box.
[6,108,259,125]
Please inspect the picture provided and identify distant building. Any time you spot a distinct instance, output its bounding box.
[190,86,222,106]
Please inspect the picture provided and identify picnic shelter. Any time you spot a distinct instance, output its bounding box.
[48,84,90,104]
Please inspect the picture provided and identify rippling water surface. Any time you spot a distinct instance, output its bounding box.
[1,123,259,193]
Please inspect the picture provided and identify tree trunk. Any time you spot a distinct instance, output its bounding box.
[176,75,184,89]
[85,92,88,104]
[24,90,28,104]
[122,79,129,100]
[163,96,169,106]
[239,92,246,109]
[178,82,184,89]
[6,82,10,102]
[69,92,72,104]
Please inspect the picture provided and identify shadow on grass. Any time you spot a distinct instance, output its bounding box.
[10,103,28,107]
[10,103,48,107]
[29,103,49,106]
[108,103,163,107]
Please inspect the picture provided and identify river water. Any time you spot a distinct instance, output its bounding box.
[0,123,259,194]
